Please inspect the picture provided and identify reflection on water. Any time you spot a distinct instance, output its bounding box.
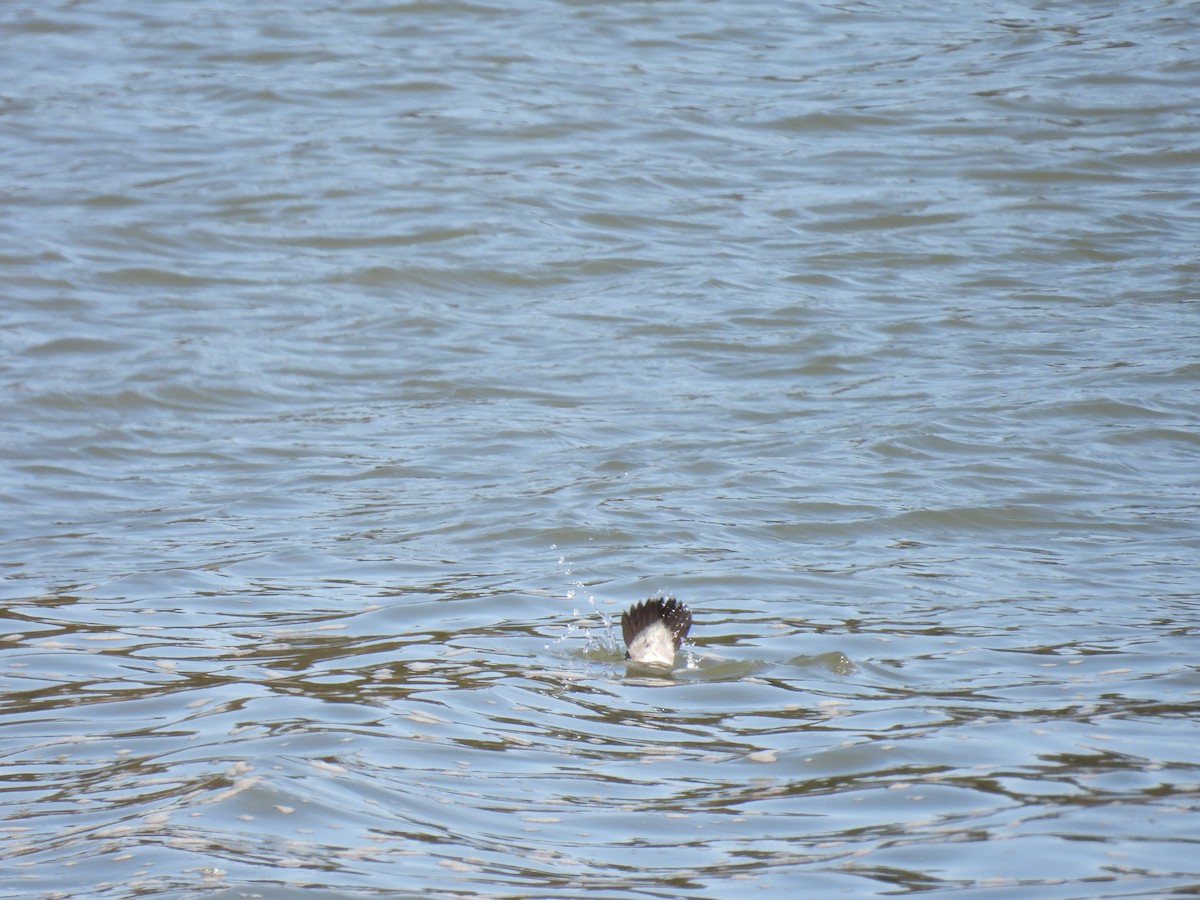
[3,579,1195,896]
[2,0,1199,896]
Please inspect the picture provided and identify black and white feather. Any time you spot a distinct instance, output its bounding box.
[620,597,692,667]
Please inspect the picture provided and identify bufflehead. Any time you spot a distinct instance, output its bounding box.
[621,596,692,668]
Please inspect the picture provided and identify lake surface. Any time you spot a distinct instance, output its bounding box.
[1,1,1198,897]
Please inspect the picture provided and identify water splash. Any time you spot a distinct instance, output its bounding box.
[545,549,619,656]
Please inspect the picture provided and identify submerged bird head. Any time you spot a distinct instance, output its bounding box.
[620,597,692,668]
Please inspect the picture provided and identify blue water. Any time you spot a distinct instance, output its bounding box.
[1,1,1198,896]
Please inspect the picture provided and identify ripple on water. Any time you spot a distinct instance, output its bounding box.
[3,0,1199,896]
